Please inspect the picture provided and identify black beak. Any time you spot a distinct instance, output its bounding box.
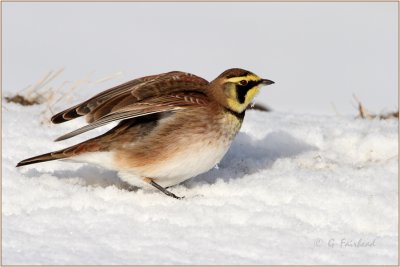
[260,79,275,86]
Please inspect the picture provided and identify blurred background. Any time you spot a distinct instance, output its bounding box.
[3,2,398,115]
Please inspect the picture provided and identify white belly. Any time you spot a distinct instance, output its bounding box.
[70,141,231,188]
[119,141,231,188]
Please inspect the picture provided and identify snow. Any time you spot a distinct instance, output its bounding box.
[2,100,398,264]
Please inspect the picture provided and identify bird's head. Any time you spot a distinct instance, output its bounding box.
[210,68,274,114]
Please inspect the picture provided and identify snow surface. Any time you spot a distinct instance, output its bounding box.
[2,100,398,264]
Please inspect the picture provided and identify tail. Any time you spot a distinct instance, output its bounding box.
[16,150,69,167]
[15,117,129,168]
[16,139,101,167]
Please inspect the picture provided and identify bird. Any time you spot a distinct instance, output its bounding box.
[16,68,274,199]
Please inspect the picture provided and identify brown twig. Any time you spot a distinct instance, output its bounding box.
[353,94,398,120]
[4,69,124,124]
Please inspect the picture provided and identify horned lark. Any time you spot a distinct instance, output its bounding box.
[17,68,274,199]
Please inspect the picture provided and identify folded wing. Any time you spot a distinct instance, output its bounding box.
[51,71,209,124]
[51,71,210,141]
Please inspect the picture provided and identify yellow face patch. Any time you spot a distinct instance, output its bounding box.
[223,74,262,113]
[226,86,260,113]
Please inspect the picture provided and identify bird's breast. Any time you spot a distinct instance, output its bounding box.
[112,106,245,186]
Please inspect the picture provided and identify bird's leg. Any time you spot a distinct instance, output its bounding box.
[144,177,184,199]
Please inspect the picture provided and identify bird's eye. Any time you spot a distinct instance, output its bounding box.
[239,80,248,86]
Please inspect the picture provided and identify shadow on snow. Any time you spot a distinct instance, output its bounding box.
[185,130,317,187]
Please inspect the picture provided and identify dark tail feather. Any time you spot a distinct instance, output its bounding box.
[16,151,67,167]
[16,138,101,167]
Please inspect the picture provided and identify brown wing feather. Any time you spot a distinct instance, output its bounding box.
[54,92,209,142]
[86,72,208,123]
[51,71,208,124]
[51,73,161,123]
